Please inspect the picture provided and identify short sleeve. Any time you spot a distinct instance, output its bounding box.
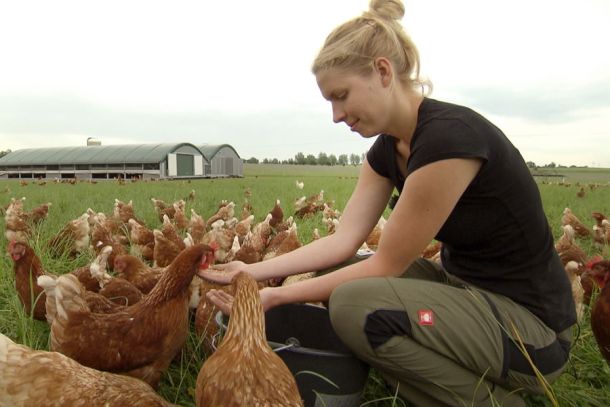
[407,119,490,174]
[366,135,393,178]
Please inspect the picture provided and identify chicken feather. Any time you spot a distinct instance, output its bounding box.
[0,333,178,407]
[47,244,216,388]
[196,272,302,406]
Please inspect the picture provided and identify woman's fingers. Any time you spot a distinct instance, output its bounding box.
[210,263,227,271]
[196,269,233,283]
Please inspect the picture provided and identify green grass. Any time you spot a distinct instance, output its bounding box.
[1,165,610,406]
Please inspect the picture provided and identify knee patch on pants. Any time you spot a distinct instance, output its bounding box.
[364,310,413,349]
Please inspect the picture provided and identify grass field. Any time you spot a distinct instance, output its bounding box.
[1,164,610,406]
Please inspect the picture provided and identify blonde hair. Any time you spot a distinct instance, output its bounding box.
[312,0,430,91]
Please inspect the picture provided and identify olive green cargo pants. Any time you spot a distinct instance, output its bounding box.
[326,258,572,407]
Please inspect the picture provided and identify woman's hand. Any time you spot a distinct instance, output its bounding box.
[196,260,247,285]
[206,286,277,315]
[206,289,234,315]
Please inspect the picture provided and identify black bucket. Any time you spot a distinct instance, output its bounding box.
[216,303,370,407]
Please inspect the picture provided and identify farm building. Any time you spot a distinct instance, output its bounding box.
[198,144,243,177]
[0,142,243,180]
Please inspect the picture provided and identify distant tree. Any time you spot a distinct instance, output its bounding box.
[263,158,270,164]
[0,149,11,158]
[271,158,279,164]
[305,154,317,165]
[294,152,306,165]
[329,154,338,166]
[338,154,348,166]
[318,152,330,166]
[349,153,361,166]
[286,158,295,164]
[526,161,536,169]
[545,162,556,168]
[245,157,259,164]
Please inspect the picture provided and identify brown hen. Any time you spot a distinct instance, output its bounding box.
[46,244,216,388]
[268,199,283,228]
[151,197,176,221]
[114,198,146,226]
[588,259,610,365]
[263,222,302,261]
[233,232,263,264]
[114,254,165,294]
[188,208,207,243]
[195,272,303,407]
[4,197,30,242]
[38,275,127,325]
[90,218,129,269]
[153,228,183,267]
[565,261,585,323]
[561,207,591,238]
[206,201,236,226]
[0,333,177,407]
[202,220,236,263]
[128,218,155,261]
[422,240,442,259]
[7,241,113,320]
[162,214,186,249]
[592,211,608,228]
[173,201,189,231]
[98,277,143,306]
[47,212,90,258]
[365,216,387,249]
[555,224,587,266]
[23,201,52,225]
[235,214,254,242]
[194,280,234,356]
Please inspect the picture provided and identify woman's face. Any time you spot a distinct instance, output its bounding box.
[316,67,390,138]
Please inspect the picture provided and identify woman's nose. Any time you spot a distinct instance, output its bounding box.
[332,103,346,123]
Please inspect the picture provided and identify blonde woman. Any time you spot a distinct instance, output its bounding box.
[200,0,575,405]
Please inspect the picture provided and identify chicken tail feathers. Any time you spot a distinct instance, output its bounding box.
[54,274,90,321]
[37,275,57,324]
[0,333,14,359]
[90,246,113,286]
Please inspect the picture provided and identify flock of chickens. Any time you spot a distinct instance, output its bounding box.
[2,180,610,405]
[1,185,377,406]
[555,208,610,365]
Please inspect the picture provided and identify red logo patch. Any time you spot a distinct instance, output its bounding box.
[418,310,434,326]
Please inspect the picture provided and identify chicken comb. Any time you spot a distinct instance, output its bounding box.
[209,241,220,252]
[586,255,605,269]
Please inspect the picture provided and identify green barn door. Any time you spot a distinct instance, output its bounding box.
[176,154,194,176]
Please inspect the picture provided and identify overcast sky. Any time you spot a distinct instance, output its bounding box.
[1,0,609,167]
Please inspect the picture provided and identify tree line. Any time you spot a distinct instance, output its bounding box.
[245,152,366,166]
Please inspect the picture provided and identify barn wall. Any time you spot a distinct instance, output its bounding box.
[210,147,243,177]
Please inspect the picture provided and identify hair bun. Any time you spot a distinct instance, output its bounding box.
[368,0,405,21]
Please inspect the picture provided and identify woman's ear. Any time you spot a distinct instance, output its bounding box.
[374,57,393,87]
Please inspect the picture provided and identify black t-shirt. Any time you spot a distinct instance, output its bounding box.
[367,98,576,332]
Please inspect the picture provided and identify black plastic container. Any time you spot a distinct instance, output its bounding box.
[217,303,370,407]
